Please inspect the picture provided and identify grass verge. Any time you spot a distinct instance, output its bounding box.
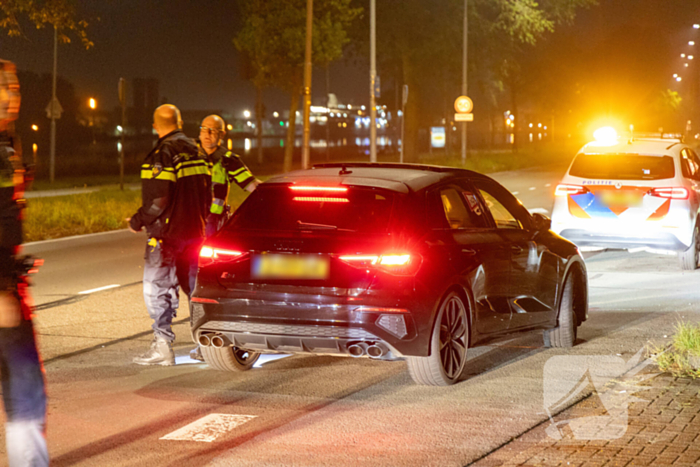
[649,321,700,378]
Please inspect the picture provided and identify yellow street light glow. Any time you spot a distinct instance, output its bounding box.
[32,143,37,151]
[538,123,542,128]
[686,63,690,67]
[690,55,695,60]
[529,123,533,128]
[674,73,679,77]
[226,124,233,130]
[88,98,96,109]
[31,124,38,131]
[677,77,683,82]
[273,112,279,118]
[243,110,251,118]
[682,54,686,58]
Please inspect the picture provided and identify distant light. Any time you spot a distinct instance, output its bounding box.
[347,104,352,109]
[117,141,122,152]
[538,123,542,128]
[330,112,334,117]
[116,125,123,133]
[509,115,515,121]
[361,105,366,110]
[31,124,38,131]
[279,121,284,127]
[246,121,252,127]
[677,77,683,82]
[243,110,251,118]
[88,98,96,110]
[529,123,533,128]
[544,126,547,130]
[226,124,233,131]
[690,55,695,60]
[682,53,686,58]
[686,63,690,67]
[32,143,37,151]
[690,41,695,46]
[694,24,700,29]
[273,111,279,118]
[674,73,679,78]
[227,139,232,150]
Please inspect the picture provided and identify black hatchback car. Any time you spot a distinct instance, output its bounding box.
[191,163,588,386]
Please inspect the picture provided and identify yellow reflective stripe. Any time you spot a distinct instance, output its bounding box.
[210,200,225,214]
[140,169,177,182]
[177,164,210,178]
[229,167,246,176]
[234,170,252,183]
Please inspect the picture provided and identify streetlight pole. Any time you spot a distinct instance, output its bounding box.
[301,0,313,170]
[461,0,468,165]
[50,26,57,183]
[369,0,377,163]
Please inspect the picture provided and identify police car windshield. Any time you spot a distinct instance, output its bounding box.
[228,185,396,233]
[569,153,675,180]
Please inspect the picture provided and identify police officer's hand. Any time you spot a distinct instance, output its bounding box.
[125,217,141,233]
[0,291,21,328]
[245,179,262,193]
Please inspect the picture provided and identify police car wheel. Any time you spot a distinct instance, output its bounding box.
[679,221,700,271]
[201,345,260,371]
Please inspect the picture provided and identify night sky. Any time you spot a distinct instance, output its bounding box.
[0,0,698,117]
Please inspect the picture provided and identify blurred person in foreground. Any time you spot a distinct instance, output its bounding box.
[0,60,49,466]
[189,114,260,361]
[127,104,210,366]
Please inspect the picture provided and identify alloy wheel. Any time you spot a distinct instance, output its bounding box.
[439,296,468,379]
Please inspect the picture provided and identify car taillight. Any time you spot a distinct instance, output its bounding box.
[199,246,246,267]
[555,184,589,196]
[338,253,421,275]
[292,197,349,203]
[648,187,689,200]
[290,186,348,193]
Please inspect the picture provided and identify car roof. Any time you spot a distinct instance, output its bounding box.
[264,162,488,193]
[579,138,685,156]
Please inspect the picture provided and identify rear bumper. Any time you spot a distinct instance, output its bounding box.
[557,228,688,252]
[190,295,428,358]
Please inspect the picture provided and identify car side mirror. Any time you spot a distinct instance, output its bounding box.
[531,212,551,232]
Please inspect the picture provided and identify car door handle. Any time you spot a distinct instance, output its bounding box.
[461,248,476,256]
[510,245,523,254]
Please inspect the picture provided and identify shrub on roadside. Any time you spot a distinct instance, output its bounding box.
[650,321,700,379]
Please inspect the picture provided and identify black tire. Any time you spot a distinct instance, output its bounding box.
[407,291,469,386]
[679,221,700,270]
[201,345,260,371]
[544,274,577,348]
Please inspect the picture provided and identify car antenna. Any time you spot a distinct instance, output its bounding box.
[339,164,353,175]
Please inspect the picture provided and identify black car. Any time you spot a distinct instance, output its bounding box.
[191,163,588,386]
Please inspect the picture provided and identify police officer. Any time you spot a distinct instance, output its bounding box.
[199,114,260,237]
[189,114,260,361]
[0,60,49,467]
[128,104,210,366]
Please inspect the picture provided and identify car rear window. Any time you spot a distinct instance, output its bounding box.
[569,153,675,180]
[228,185,397,233]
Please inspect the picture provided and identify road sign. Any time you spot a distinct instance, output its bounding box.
[454,95,473,114]
[455,113,474,122]
[45,97,63,119]
[431,127,446,148]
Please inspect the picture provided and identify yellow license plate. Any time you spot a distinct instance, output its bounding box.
[251,254,330,280]
[598,190,643,207]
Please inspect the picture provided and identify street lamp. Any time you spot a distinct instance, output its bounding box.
[243,110,251,119]
[88,97,97,144]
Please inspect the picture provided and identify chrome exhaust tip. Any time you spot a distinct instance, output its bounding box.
[198,333,211,347]
[367,343,387,358]
[348,343,366,357]
[210,335,225,348]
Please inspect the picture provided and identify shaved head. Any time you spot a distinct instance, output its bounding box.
[153,104,182,138]
[199,114,226,155]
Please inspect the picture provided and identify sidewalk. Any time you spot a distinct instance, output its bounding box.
[473,371,700,467]
[25,183,139,198]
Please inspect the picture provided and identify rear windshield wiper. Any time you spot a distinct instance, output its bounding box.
[296,221,355,232]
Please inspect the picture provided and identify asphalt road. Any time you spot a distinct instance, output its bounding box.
[1,163,697,466]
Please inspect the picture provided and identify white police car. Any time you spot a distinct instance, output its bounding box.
[551,127,700,270]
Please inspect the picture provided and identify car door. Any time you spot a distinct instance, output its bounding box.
[681,148,700,217]
[472,178,559,330]
[424,182,512,335]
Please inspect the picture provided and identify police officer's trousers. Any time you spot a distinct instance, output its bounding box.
[143,238,201,342]
[0,317,48,467]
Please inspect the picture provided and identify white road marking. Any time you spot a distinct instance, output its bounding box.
[545,183,551,187]
[528,187,536,191]
[161,414,257,442]
[78,284,120,295]
[528,208,549,214]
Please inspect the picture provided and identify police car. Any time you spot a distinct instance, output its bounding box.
[551,127,700,270]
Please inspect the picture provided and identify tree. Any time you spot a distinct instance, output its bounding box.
[0,0,92,47]
[235,0,361,172]
[353,0,596,160]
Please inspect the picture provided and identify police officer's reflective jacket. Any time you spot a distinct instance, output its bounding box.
[204,145,254,228]
[129,130,210,241]
[0,133,22,292]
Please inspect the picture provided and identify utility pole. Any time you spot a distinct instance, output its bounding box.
[461,0,468,165]
[301,0,313,170]
[50,27,57,183]
[118,78,127,191]
[369,0,377,163]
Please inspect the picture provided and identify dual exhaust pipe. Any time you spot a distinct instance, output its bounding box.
[198,332,229,348]
[348,342,388,359]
